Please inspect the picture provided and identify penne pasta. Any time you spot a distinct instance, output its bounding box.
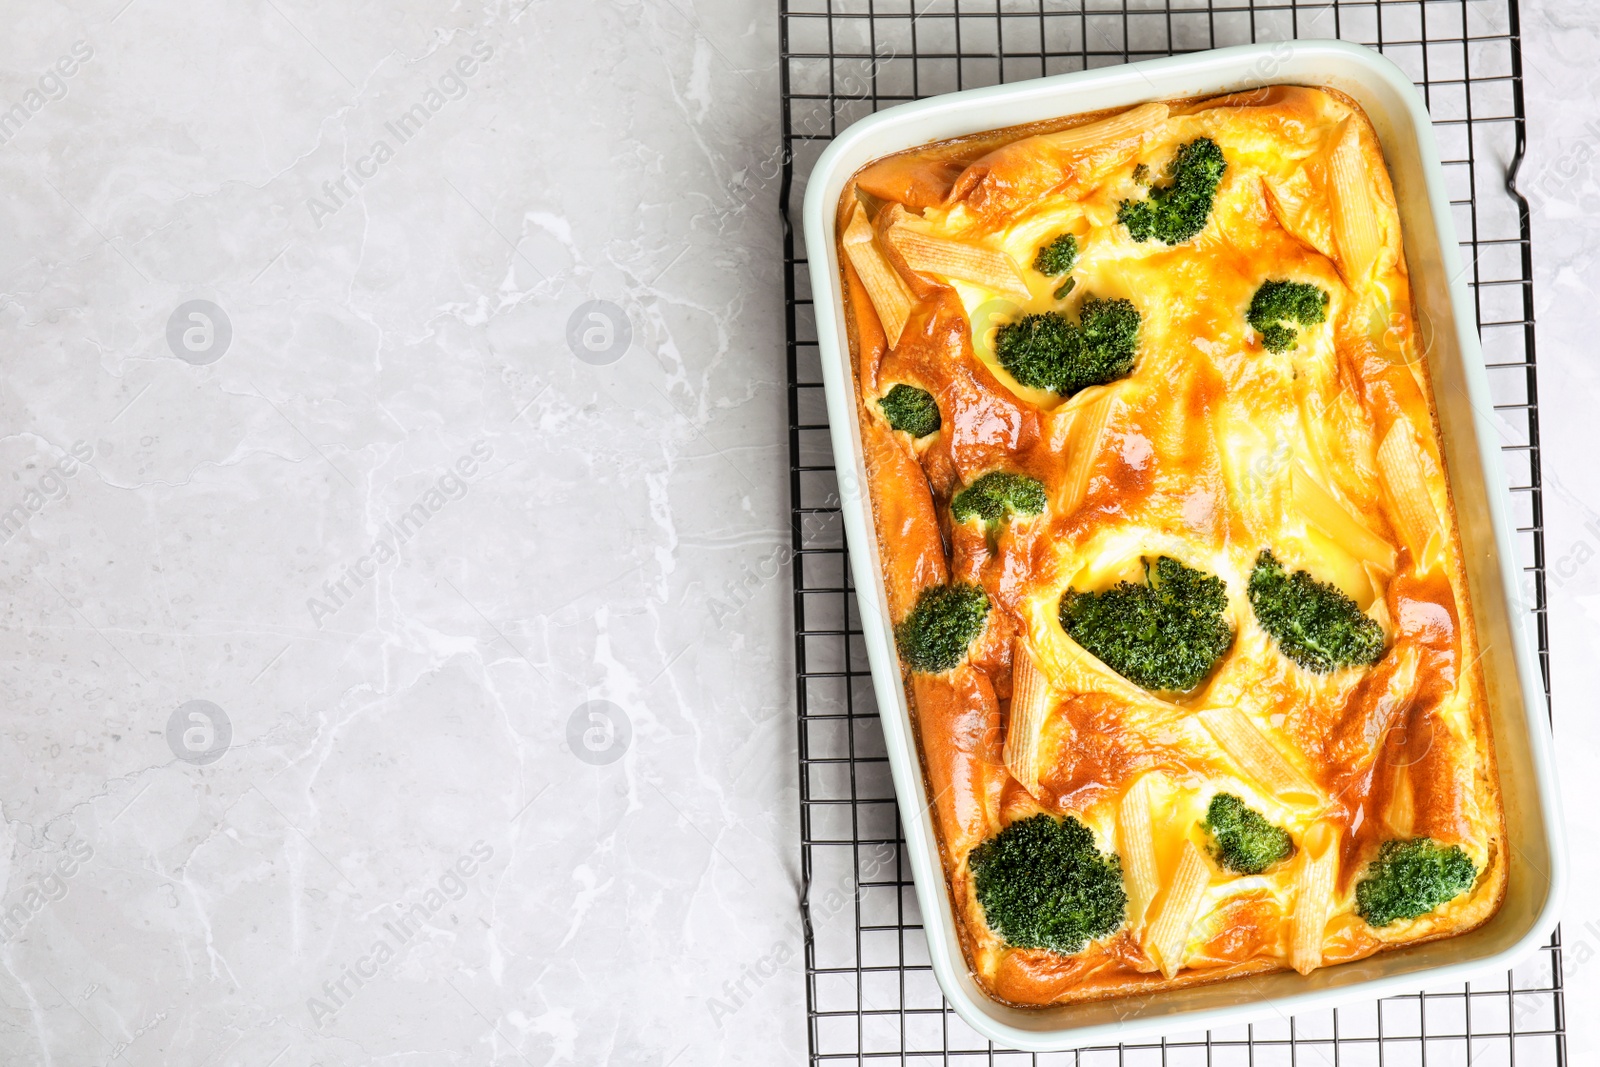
[1384,764,1416,837]
[1293,459,1395,570]
[1290,822,1341,975]
[1363,560,1393,631]
[1117,775,1161,931]
[1147,838,1211,979]
[1199,707,1321,804]
[1003,641,1053,797]
[1060,392,1118,514]
[1371,646,1420,780]
[1262,171,1337,260]
[1375,420,1442,568]
[884,217,1032,299]
[842,201,915,346]
[949,102,1172,215]
[1328,118,1383,288]
[1035,101,1171,158]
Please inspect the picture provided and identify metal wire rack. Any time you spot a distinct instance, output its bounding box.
[779,1,1564,1061]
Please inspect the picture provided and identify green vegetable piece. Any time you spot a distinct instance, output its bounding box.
[1247,550,1385,673]
[1203,793,1295,875]
[1052,277,1077,301]
[950,471,1047,527]
[994,297,1140,397]
[1058,556,1234,692]
[1247,280,1330,353]
[1355,838,1478,927]
[970,813,1127,955]
[1032,233,1079,276]
[1117,137,1228,245]
[895,583,990,673]
[879,383,942,438]
[1132,163,1151,186]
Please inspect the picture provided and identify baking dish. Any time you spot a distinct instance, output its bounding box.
[802,39,1566,1050]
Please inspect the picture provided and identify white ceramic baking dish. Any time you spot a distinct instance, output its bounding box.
[802,39,1566,1051]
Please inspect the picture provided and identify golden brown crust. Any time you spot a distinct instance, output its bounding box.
[836,86,1507,1007]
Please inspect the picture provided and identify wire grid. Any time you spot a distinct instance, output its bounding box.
[779,1,1564,1062]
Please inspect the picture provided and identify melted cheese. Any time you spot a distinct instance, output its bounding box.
[839,86,1505,1007]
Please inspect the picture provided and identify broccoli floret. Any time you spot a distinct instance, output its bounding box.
[1058,556,1234,692]
[895,583,989,673]
[970,813,1127,955]
[1247,280,1330,353]
[1117,137,1227,245]
[1032,233,1079,276]
[1355,838,1478,927]
[1203,793,1295,875]
[950,471,1047,528]
[1247,550,1386,673]
[993,297,1140,397]
[878,383,942,438]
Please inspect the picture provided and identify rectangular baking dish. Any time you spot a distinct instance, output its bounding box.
[802,39,1566,1051]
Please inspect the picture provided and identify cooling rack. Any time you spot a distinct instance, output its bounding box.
[779,1,1564,1061]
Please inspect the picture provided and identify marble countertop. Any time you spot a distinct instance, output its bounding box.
[1519,0,1600,1056]
[0,1,1593,1063]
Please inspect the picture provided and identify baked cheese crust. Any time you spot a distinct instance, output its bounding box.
[835,85,1507,1006]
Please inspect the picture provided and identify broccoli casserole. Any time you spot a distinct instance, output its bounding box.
[833,86,1506,1006]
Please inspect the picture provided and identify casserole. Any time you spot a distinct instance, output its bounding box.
[802,40,1565,1049]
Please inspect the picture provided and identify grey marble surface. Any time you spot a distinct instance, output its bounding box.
[0,2,797,1064]
[1520,0,1600,1056]
[0,1,1593,1064]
